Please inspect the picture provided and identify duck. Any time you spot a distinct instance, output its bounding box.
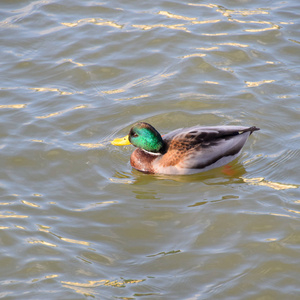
[111,122,259,175]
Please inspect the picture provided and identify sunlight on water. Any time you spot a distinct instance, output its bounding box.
[36,104,88,119]
[242,177,299,190]
[1,0,299,299]
[0,104,27,109]
[62,18,124,29]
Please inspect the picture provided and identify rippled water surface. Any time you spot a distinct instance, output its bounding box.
[1,0,300,299]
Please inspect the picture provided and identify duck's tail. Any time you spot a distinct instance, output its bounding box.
[242,126,260,135]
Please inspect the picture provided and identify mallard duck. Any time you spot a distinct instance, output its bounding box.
[111,122,259,175]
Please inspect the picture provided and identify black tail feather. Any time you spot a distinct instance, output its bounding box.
[241,126,260,135]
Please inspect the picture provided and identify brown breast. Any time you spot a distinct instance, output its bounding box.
[130,148,157,174]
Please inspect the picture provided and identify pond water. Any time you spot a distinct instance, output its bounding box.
[1,0,300,299]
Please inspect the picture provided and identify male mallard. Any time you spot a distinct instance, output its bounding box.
[111,122,259,175]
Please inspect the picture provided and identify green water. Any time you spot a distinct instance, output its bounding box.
[1,0,300,299]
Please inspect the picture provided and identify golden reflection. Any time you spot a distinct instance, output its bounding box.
[62,279,124,288]
[102,88,125,94]
[287,209,300,215]
[192,19,221,25]
[197,46,219,51]
[16,225,26,230]
[0,226,9,229]
[78,143,104,148]
[74,105,86,109]
[245,24,280,32]
[22,200,40,208]
[30,87,73,95]
[161,72,176,78]
[63,58,84,67]
[230,19,267,24]
[36,104,88,119]
[226,18,280,32]
[28,240,57,247]
[204,81,219,84]
[36,111,63,119]
[269,213,295,219]
[217,42,249,48]
[61,279,145,288]
[116,94,149,101]
[218,9,269,17]
[245,80,275,87]
[280,22,294,25]
[132,24,187,31]
[0,104,26,109]
[182,53,206,58]
[38,226,50,233]
[188,3,218,8]
[289,39,300,45]
[94,20,123,29]
[31,139,44,143]
[214,7,281,33]
[158,11,196,21]
[61,278,145,295]
[37,225,90,246]
[31,274,59,282]
[0,214,28,218]
[109,177,134,184]
[60,237,90,246]
[62,18,123,29]
[45,275,58,279]
[243,177,298,190]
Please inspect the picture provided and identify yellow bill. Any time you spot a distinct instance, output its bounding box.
[111,135,131,146]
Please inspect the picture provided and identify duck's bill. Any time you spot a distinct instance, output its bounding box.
[111,135,130,146]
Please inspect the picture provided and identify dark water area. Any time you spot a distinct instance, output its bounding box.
[1,0,300,299]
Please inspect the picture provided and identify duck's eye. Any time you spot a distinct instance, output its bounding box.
[132,133,138,138]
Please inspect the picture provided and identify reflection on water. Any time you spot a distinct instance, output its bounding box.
[62,278,145,297]
[1,0,300,298]
[0,104,27,109]
[62,18,124,30]
[243,177,299,190]
[111,160,248,184]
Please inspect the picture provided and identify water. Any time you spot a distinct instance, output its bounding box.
[1,0,300,299]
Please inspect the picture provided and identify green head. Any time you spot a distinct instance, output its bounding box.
[129,122,164,153]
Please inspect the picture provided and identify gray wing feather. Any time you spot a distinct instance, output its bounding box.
[163,126,258,170]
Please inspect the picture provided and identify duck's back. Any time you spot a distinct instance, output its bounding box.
[153,125,259,175]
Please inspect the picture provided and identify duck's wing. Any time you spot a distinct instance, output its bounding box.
[160,126,259,173]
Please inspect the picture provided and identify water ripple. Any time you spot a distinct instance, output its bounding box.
[1,0,300,299]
